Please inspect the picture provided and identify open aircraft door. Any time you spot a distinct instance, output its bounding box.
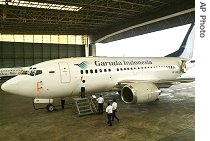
[58,62,71,83]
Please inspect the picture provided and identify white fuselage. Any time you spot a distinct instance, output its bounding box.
[1,57,186,98]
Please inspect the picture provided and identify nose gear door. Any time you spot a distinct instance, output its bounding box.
[59,62,71,83]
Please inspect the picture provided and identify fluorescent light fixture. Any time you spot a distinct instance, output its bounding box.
[0,0,82,11]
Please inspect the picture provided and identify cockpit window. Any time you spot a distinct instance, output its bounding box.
[35,70,42,75]
[29,70,36,76]
[28,69,42,76]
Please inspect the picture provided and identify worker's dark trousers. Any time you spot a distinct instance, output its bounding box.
[112,110,119,121]
[81,87,85,98]
[107,113,112,126]
[61,99,65,109]
[98,103,103,114]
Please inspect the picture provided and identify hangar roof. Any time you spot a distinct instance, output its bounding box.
[0,0,194,43]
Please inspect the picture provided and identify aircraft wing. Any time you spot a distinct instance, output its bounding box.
[152,77,195,88]
[115,77,195,89]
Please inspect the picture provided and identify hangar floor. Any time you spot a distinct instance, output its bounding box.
[0,80,195,141]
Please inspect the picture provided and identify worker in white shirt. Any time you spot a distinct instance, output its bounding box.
[112,98,119,122]
[96,95,104,114]
[80,79,86,98]
[106,102,113,126]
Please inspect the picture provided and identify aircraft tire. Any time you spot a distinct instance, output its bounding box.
[46,104,55,112]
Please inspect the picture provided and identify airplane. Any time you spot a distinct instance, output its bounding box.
[1,23,195,112]
[0,67,29,80]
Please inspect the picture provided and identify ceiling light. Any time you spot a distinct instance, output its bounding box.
[0,0,82,11]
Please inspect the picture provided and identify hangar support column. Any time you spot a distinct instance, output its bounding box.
[84,44,89,57]
[88,35,96,56]
[89,44,96,56]
[83,35,96,57]
[83,35,89,57]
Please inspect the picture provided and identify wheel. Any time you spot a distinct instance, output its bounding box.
[46,104,55,112]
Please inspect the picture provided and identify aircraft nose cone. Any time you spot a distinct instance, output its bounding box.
[1,81,19,94]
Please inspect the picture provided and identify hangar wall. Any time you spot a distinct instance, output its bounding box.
[0,34,86,68]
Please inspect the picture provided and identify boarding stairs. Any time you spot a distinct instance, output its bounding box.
[73,97,97,116]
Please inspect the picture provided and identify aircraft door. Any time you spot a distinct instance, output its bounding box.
[59,62,71,83]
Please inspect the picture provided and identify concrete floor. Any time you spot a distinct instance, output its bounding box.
[0,80,195,141]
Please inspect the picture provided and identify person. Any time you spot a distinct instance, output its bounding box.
[96,95,104,114]
[112,98,119,122]
[61,98,65,109]
[80,79,86,98]
[106,102,113,126]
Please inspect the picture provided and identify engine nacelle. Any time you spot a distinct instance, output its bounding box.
[121,82,161,104]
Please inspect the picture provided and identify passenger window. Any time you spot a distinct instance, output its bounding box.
[29,70,36,76]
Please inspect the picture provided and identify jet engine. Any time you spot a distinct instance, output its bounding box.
[121,82,161,104]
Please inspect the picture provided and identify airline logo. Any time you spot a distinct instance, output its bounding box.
[74,61,88,69]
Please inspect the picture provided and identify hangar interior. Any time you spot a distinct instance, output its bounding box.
[0,0,194,68]
[0,35,86,67]
[0,1,195,140]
